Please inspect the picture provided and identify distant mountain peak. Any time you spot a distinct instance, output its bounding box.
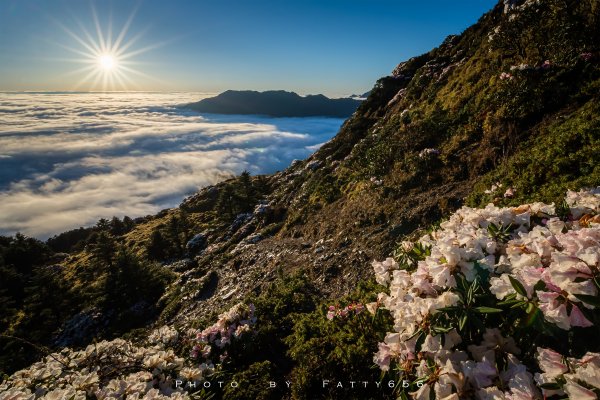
[186,90,362,118]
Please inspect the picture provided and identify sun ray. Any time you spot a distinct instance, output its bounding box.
[90,69,104,91]
[72,68,100,91]
[117,65,156,80]
[106,9,113,53]
[74,18,103,55]
[113,29,147,58]
[47,40,96,60]
[112,2,140,52]
[91,4,107,54]
[113,69,130,91]
[59,64,97,78]
[54,20,101,57]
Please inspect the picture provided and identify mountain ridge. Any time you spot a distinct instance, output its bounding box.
[186,89,362,118]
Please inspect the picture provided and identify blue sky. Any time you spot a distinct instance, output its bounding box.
[0,0,497,95]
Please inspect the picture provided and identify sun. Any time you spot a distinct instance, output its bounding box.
[98,54,117,70]
[55,4,164,91]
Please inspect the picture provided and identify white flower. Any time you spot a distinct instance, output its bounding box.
[372,257,398,285]
[148,326,179,346]
[0,388,35,400]
[490,275,514,300]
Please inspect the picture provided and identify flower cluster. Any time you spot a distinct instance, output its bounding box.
[0,337,188,399]
[191,303,256,364]
[326,303,366,320]
[535,347,600,398]
[484,181,516,199]
[369,188,600,399]
[0,303,259,399]
[148,325,179,346]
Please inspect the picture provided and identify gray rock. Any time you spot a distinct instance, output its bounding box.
[245,233,263,244]
[305,160,322,171]
[53,309,107,347]
[230,213,253,231]
[186,233,207,252]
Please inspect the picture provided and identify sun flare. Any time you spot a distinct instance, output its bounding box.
[57,5,162,91]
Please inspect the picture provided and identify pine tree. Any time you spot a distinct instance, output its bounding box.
[147,230,168,260]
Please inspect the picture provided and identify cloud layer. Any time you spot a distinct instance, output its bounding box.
[0,92,343,239]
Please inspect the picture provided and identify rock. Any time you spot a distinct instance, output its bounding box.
[254,202,270,215]
[305,160,322,171]
[186,233,208,252]
[221,288,237,300]
[245,233,263,244]
[230,213,253,232]
[165,258,195,272]
[53,308,108,347]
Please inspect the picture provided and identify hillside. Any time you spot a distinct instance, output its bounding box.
[186,90,362,117]
[1,0,600,398]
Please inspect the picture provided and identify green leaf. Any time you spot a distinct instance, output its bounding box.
[526,302,534,314]
[525,308,542,328]
[459,314,468,331]
[509,275,528,298]
[573,293,600,308]
[510,300,528,309]
[432,325,454,334]
[497,298,521,306]
[474,306,503,314]
[540,382,562,390]
[407,328,423,341]
[437,306,459,313]
[415,331,426,352]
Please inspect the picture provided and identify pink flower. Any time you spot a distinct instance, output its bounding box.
[538,293,570,330]
[569,304,593,328]
[374,342,392,371]
[461,359,497,388]
[564,378,597,400]
[536,348,568,378]
[581,52,594,61]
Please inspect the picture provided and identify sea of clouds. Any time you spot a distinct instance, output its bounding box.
[0,92,344,239]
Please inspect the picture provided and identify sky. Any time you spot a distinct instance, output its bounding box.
[0,0,497,96]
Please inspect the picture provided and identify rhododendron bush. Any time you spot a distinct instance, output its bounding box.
[369,188,600,399]
[0,303,256,399]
